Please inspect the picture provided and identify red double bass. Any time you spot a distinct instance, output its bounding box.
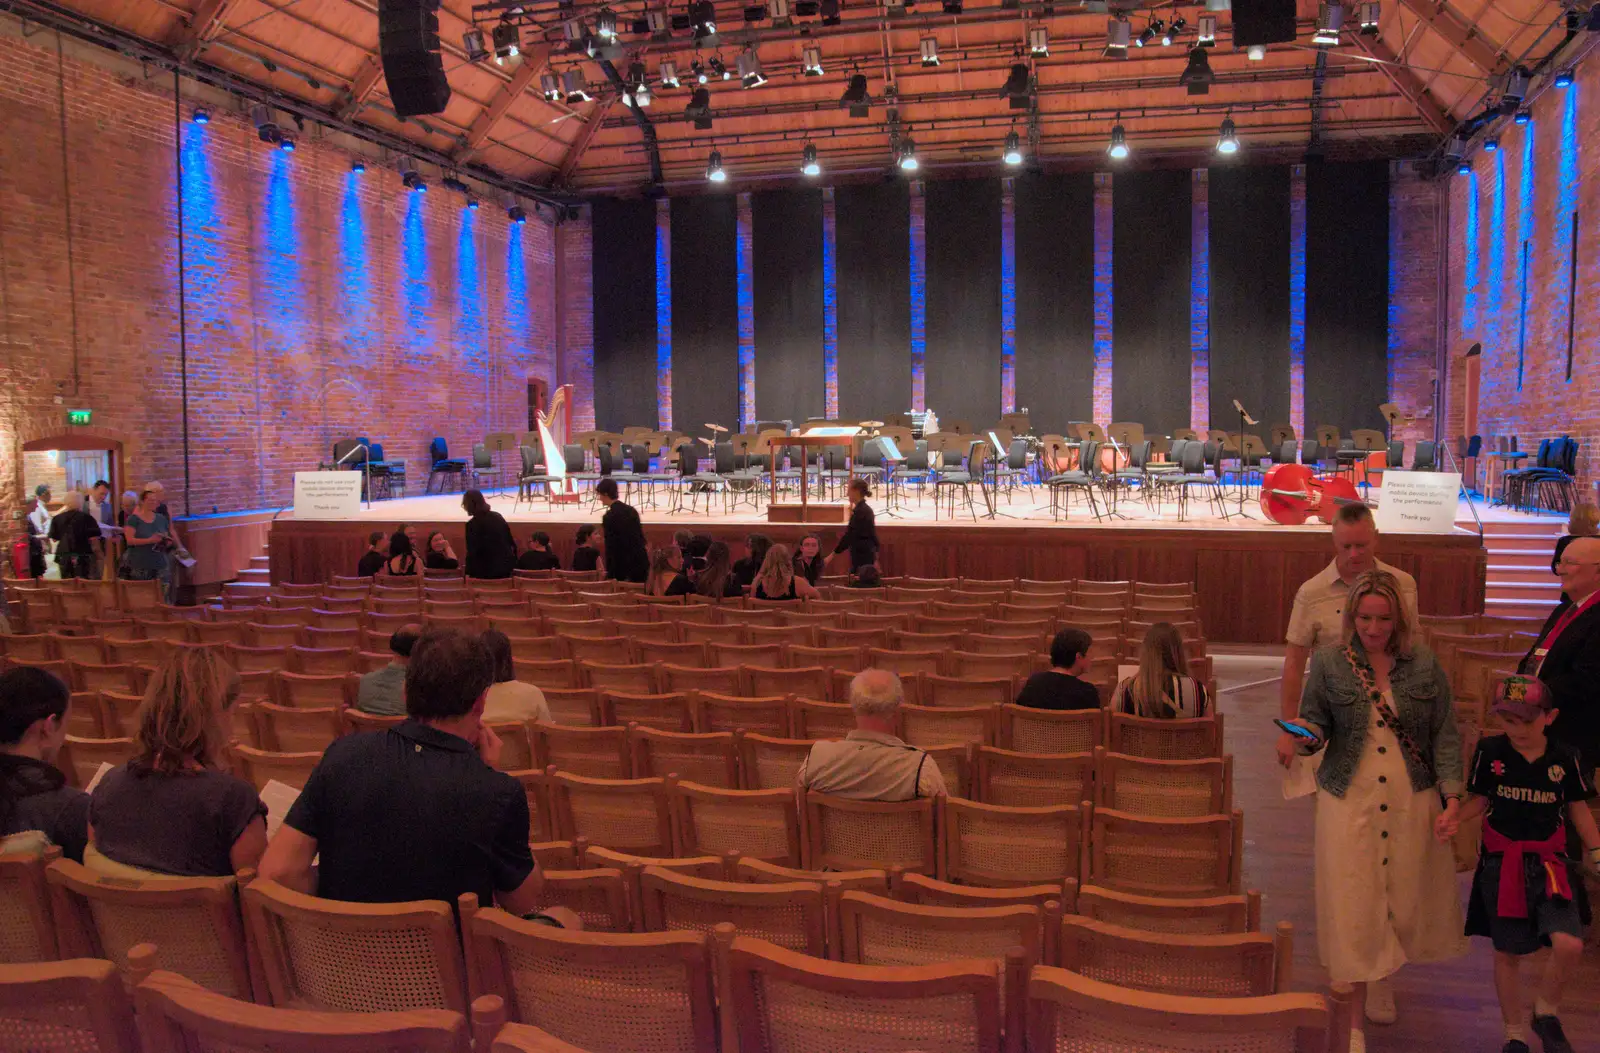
[1259,463,1363,525]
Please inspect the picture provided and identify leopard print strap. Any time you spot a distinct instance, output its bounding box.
[1343,641,1435,784]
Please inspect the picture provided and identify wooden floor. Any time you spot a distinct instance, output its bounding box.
[1217,653,1599,1051]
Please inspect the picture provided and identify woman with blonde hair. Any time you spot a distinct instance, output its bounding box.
[88,648,266,877]
[1286,569,1465,1050]
[753,543,820,601]
[1110,622,1208,718]
[644,545,691,598]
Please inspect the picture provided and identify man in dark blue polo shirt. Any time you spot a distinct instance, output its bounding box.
[257,628,542,913]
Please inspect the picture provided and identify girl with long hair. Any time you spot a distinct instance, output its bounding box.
[1110,622,1208,718]
[696,541,742,599]
[645,545,692,598]
[753,543,820,601]
[479,629,551,724]
[383,530,419,576]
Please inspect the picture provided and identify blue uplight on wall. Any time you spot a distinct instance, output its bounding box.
[339,171,375,369]
[1189,172,1210,433]
[1000,181,1017,415]
[909,186,926,413]
[655,199,672,430]
[458,207,488,387]
[506,220,528,365]
[736,193,755,430]
[1486,150,1506,372]
[1556,81,1579,382]
[260,149,304,371]
[821,188,839,419]
[177,119,238,359]
[1288,170,1307,439]
[1461,169,1479,339]
[403,189,432,357]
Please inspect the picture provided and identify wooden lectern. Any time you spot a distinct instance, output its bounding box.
[767,433,853,523]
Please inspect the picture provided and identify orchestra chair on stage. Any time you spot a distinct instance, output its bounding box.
[427,439,468,494]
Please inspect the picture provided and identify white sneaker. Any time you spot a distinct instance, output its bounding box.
[1365,979,1397,1025]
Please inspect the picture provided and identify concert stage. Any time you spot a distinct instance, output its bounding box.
[262,488,1488,644]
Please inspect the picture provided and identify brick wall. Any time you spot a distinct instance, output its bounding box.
[0,24,590,517]
[1446,54,1599,500]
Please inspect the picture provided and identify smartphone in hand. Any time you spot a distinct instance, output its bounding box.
[1274,718,1320,741]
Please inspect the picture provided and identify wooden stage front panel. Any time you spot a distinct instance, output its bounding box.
[269,518,1486,644]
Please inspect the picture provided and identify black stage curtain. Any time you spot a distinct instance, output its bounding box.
[1112,169,1192,434]
[670,195,740,436]
[591,197,659,431]
[924,178,1002,430]
[1208,164,1291,433]
[1014,172,1096,436]
[752,188,825,424]
[1306,160,1390,435]
[835,181,911,421]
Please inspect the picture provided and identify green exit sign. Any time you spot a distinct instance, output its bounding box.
[66,409,92,426]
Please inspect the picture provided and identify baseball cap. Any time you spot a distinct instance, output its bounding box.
[1491,675,1553,722]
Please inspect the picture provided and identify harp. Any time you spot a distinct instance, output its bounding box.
[538,383,575,497]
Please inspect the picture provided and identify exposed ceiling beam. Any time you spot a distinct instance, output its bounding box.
[167,0,241,57]
[1392,0,1503,74]
[554,96,617,185]
[337,56,384,120]
[1348,32,1453,135]
[454,46,550,161]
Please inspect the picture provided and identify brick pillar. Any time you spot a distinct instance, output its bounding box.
[1092,172,1114,424]
[1190,168,1210,434]
[736,191,755,430]
[1000,177,1016,414]
[1288,164,1307,441]
[822,187,839,419]
[909,181,926,414]
[655,197,672,430]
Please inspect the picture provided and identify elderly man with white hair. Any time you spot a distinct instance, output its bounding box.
[795,668,947,801]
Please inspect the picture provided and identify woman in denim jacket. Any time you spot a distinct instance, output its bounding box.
[1290,569,1467,1051]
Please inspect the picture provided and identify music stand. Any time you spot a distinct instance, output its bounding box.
[484,432,515,494]
[1225,400,1260,520]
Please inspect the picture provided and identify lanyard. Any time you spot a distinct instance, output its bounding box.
[1541,590,1600,654]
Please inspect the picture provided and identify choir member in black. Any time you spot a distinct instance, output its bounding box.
[1014,629,1101,711]
[570,525,602,573]
[356,531,387,578]
[732,534,771,591]
[462,490,517,579]
[696,542,743,599]
[794,534,825,586]
[829,479,879,577]
[645,546,693,597]
[423,532,459,571]
[516,531,561,572]
[595,479,648,583]
[753,544,819,601]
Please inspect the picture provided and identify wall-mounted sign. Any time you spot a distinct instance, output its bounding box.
[66,409,92,426]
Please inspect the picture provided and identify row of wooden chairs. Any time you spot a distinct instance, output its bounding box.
[6,579,164,631]
[310,571,1195,597]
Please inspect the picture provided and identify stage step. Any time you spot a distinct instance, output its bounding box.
[1486,551,1556,570]
[249,555,270,568]
[1484,597,1558,619]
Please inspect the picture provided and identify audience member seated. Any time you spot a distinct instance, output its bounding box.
[516,531,561,572]
[89,649,266,877]
[1111,621,1209,718]
[1014,628,1099,711]
[0,667,89,861]
[423,531,460,571]
[257,628,544,913]
[570,525,602,573]
[356,531,387,578]
[695,541,743,599]
[796,669,946,801]
[480,630,551,724]
[357,627,419,717]
[463,489,517,579]
[753,544,820,601]
[794,534,825,586]
[849,564,881,588]
[645,546,693,598]
[732,534,771,591]
[382,530,419,576]
[595,479,648,583]
[673,529,694,570]
[687,533,713,574]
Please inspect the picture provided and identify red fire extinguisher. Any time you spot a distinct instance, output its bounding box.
[11,536,32,578]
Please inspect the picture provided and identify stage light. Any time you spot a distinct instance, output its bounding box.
[594,6,618,39]
[738,46,766,87]
[492,21,521,63]
[897,138,919,172]
[401,160,427,191]
[658,61,679,88]
[1107,123,1129,160]
[625,63,653,106]
[1105,17,1130,56]
[251,103,281,143]
[999,62,1031,99]
[1162,15,1185,44]
[1179,47,1213,94]
[1028,25,1049,56]
[1443,134,1468,161]
[711,55,730,79]
[942,0,961,10]
[442,175,470,195]
[1456,161,1471,175]
[691,59,708,83]
[540,72,562,100]
[562,19,585,46]
[803,45,824,75]
[801,142,821,176]
[462,28,488,62]
[1215,115,1238,154]
[767,0,789,20]
[685,87,713,128]
[1312,3,1343,45]
[1003,129,1023,165]
[1136,21,1159,46]
[508,204,527,223]
[690,0,717,37]
[351,159,365,173]
[646,8,670,34]
[1513,109,1530,125]
[192,107,210,124]
[1483,137,1499,152]
[1197,14,1217,44]
[467,198,480,210]
[820,0,840,25]
[1498,65,1530,112]
[1358,1,1379,33]
[706,149,727,182]
[1247,44,1266,59]
[279,137,296,152]
[562,69,592,103]
[919,37,940,66]
[1554,68,1573,88]
[841,72,869,107]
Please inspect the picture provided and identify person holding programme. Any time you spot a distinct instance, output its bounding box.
[797,669,946,801]
[382,530,420,576]
[356,627,418,717]
[517,531,561,572]
[1436,675,1599,1053]
[27,485,52,540]
[462,489,517,579]
[753,543,819,601]
[121,489,173,595]
[1015,629,1100,711]
[828,479,879,576]
[570,525,602,573]
[1287,569,1465,1049]
[644,546,693,598]
[595,479,648,583]
[423,531,459,571]
[479,630,550,725]
[87,480,115,526]
[695,541,743,599]
[89,649,267,878]
[1111,622,1208,718]
[1519,535,1600,773]
[0,667,89,861]
[356,531,387,578]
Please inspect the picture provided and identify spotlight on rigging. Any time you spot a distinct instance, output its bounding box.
[711,55,730,79]
[803,45,824,75]
[690,0,717,38]
[1456,161,1471,175]
[646,8,671,34]
[400,159,427,191]
[738,46,767,86]
[1498,65,1530,113]
[1312,3,1344,45]
[562,69,593,103]
[1162,15,1185,44]
[920,37,940,66]
[1106,123,1129,159]
[1028,25,1049,56]
[1215,115,1239,154]
[658,61,680,88]
[1104,17,1130,56]
[594,6,618,39]
[492,21,521,63]
[1513,109,1530,125]
[508,204,527,223]
[1443,134,1467,160]
[897,138,919,172]
[1196,13,1216,45]
[685,87,714,128]
[691,59,708,83]
[1002,129,1023,165]
[462,28,488,62]
[1136,19,1160,46]
[625,62,652,106]
[706,149,727,182]
[801,142,821,176]
[841,72,870,116]
[192,106,210,124]
[351,159,366,173]
[999,62,1031,99]
[1178,46,1214,94]
[278,137,296,152]
[1358,1,1380,33]
[1483,136,1499,152]
[1246,43,1266,60]
[250,104,283,144]
[1554,68,1573,88]
[540,72,562,100]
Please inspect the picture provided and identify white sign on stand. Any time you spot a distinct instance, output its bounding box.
[1374,471,1462,534]
[292,471,363,520]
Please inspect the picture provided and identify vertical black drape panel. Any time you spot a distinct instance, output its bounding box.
[752,188,825,423]
[591,197,660,431]
[670,195,740,436]
[1208,165,1291,431]
[1112,169,1192,433]
[1015,172,1096,436]
[1306,160,1390,434]
[924,178,1002,428]
[835,181,911,420]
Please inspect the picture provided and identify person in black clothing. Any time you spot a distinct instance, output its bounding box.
[732,534,771,591]
[695,541,743,599]
[1014,628,1101,711]
[1549,503,1597,578]
[48,492,103,580]
[517,531,561,572]
[849,565,881,588]
[1520,536,1600,770]
[356,531,387,578]
[383,531,420,577]
[462,490,517,579]
[423,532,460,571]
[829,479,879,575]
[595,479,648,583]
[645,546,693,597]
[0,667,89,862]
[794,534,825,586]
[571,525,602,573]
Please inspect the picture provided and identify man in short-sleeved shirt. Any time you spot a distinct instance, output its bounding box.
[259,629,540,911]
[798,670,947,801]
